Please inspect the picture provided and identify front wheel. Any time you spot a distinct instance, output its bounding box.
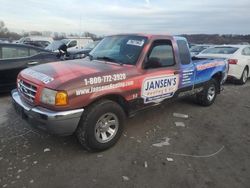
[76,100,126,151]
[196,79,218,106]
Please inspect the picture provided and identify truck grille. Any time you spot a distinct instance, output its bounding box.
[17,79,37,102]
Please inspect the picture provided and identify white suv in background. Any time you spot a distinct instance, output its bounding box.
[62,37,93,50]
[197,45,250,84]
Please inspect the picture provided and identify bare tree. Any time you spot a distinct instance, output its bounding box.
[0,21,9,35]
[0,20,21,41]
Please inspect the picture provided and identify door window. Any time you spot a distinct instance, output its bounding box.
[242,47,250,56]
[29,49,40,56]
[68,40,77,48]
[1,47,29,59]
[145,40,175,69]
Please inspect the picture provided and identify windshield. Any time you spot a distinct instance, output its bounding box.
[61,39,70,45]
[84,41,99,49]
[202,47,239,54]
[89,35,148,65]
[18,37,28,43]
[45,40,64,51]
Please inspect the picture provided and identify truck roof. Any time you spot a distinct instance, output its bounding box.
[108,33,175,39]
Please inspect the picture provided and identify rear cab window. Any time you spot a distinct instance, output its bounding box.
[176,39,191,65]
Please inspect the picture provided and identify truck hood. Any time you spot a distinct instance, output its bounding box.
[19,58,132,89]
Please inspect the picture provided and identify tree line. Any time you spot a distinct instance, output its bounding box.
[0,21,100,41]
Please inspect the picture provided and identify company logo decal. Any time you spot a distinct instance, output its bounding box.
[142,75,179,103]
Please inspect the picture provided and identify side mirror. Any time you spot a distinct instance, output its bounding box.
[144,57,161,69]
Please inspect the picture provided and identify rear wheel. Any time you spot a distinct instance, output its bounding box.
[238,67,248,85]
[196,79,218,106]
[76,100,126,151]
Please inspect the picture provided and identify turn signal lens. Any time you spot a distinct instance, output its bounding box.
[55,91,68,106]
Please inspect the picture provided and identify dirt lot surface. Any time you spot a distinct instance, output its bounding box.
[0,82,250,188]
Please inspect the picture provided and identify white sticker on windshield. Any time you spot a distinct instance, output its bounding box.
[127,39,145,47]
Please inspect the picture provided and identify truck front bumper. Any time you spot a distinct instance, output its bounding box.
[11,89,84,136]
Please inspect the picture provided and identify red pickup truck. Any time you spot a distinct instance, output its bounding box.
[12,34,228,151]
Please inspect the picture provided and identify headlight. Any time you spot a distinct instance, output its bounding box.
[41,88,68,106]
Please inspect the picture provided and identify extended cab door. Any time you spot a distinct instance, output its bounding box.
[175,38,196,91]
[139,39,180,104]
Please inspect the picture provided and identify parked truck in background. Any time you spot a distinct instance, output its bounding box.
[12,34,228,151]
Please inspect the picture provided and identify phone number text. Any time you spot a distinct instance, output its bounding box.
[84,73,126,85]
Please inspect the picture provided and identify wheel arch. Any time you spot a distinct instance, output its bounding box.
[245,65,249,73]
[86,94,130,116]
[211,72,223,93]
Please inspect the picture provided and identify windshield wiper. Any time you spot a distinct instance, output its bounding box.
[96,56,123,65]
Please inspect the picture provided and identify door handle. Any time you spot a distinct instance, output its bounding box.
[27,61,39,65]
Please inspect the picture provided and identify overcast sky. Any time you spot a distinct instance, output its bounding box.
[1,0,250,35]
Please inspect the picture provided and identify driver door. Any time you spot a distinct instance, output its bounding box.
[139,39,180,104]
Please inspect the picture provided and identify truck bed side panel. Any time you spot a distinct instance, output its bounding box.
[193,59,227,85]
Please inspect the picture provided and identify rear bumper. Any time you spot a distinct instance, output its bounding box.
[228,64,244,80]
[11,89,84,136]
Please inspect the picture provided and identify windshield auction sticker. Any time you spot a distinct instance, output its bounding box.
[142,75,179,103]
[127,39,145,47]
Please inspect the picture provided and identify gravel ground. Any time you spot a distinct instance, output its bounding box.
[0,82,250,188]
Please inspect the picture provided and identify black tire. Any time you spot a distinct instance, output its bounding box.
[196,79,218,106]
[238,67,248,85]
[76,99,126,151]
